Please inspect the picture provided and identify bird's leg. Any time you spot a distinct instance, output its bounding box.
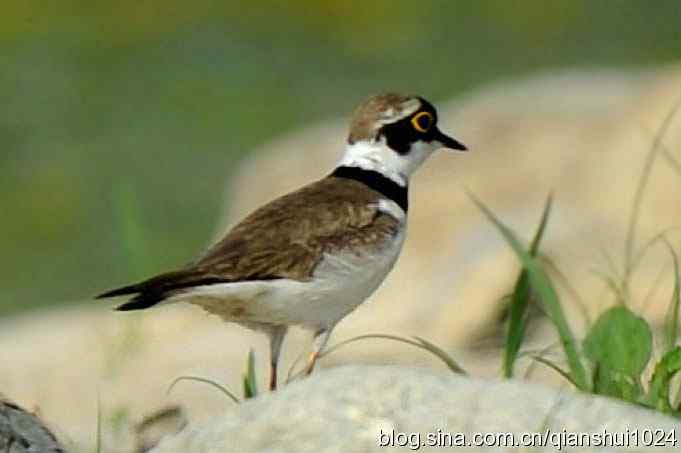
[305,327,333,376]
[268,326,288,391]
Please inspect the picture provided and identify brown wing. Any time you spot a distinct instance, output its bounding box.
[97,176,401,310]
[195,176,401,280]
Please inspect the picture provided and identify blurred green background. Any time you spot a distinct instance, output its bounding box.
[1,1,680,316]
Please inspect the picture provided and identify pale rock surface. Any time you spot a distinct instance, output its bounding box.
[2,66,681,451]
[152,365,680,453]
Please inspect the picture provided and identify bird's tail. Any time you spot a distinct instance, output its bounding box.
[96,270,227,311]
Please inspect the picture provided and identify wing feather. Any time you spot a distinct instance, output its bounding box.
[97,177,401,309]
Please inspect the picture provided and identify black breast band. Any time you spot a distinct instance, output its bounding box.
[331,166,408,212]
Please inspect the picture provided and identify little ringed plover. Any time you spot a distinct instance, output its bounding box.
[98,93,467,390]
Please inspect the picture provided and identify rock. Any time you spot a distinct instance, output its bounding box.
[151,365,679,452]
[0,396,65,453]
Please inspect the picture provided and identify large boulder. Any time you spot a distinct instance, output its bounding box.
[152,365,679,452]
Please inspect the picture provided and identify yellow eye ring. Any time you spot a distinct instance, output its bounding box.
[411,111,434,133]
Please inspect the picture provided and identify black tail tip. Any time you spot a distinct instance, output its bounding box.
[114,293,162,311]
[96,285,140,299]
[115,301,144,311]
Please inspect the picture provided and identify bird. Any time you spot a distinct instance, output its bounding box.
[97,93,467,391]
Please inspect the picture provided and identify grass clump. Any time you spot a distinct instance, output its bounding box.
[166,349,259,404]
[466,97,681,415]
[472,192,681,415]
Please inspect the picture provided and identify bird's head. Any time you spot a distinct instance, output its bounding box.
[339,93,467,186]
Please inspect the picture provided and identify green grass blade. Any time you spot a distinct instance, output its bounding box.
[95,393,102,453]
[243,349,258,399]
[540,255,590,327]
[112,181,153,275]
[664,240,681,352]
[623,95,681,300]
[502,270,532,378]
[647,347,681,412]
[167,375,240,404]
[660,141,681,180]
[630,226,681,275]
[326,334,467,374]
[412,336,468,375]
[591,248,627,303]
[503,194,552,378]
[520,341,561,379]
[287,334,467,380]
[529,355,577,387]
[639,261,671,315]
[470,192,588,390]
[591,268,626,302]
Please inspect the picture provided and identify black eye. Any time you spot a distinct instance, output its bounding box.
[411,111,434,133]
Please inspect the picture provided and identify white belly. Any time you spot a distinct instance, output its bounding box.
[174,229,406,331]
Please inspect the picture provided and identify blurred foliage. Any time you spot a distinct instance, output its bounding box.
[1,1,680,315]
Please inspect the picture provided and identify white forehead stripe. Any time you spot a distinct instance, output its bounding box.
[377,98,421,125]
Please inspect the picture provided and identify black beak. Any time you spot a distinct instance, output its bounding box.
[432,127,467,151]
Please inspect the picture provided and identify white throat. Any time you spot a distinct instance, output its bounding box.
[336,138,437,186]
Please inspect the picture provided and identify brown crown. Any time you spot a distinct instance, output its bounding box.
[347,93,420,144]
